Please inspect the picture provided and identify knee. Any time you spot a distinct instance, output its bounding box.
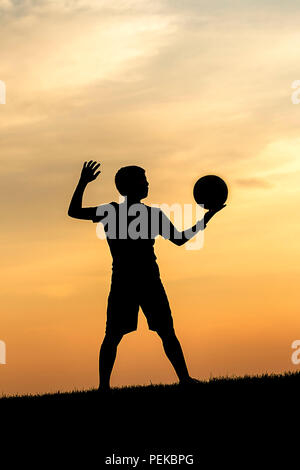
[156,327,176,342]
[103,331,123,346]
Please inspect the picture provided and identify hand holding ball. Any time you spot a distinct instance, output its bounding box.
[193,175,228,210]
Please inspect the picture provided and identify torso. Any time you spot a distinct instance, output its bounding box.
[104,202,159,276]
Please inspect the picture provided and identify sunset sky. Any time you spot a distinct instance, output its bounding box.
[1,0,300,396]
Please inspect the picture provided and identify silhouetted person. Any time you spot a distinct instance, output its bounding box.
[68,161,225,391]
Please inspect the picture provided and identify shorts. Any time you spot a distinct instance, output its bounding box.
[105,265,174,335]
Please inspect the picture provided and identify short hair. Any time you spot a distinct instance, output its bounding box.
[115,166,145,196]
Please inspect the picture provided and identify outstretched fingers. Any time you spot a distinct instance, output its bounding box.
[80,160,101,182]
[93,163,101,171]
[87,160,100,168]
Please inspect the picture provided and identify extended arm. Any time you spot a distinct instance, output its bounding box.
[68,160,101,220]
[161,205,226,246]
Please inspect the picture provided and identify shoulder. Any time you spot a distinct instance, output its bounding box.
[95,202,118,213]
[92,202,118,223]
[145,204,162,214]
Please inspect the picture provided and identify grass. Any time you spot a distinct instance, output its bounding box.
[2,370,299,401]
[1,371,299,465]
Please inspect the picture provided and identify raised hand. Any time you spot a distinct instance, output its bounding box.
[80,160,101,184]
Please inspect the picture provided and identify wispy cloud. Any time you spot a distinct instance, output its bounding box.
[235,177,273,188]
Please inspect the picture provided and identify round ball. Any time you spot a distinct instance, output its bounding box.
[193,175,228,209]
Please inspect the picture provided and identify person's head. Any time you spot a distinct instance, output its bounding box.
[115,166,149,200]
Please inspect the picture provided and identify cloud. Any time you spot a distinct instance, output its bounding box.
[0,0,162,16]
[235,177,273,189]
[0,0,13,11]
[1,0,300,226]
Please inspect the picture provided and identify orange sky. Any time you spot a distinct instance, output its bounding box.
[1,0,300,396]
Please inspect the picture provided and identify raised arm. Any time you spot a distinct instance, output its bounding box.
[68,160,101,220]
[160,205,226,246]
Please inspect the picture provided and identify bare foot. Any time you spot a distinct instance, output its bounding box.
[97,386,111,394]
[179,377,201,386]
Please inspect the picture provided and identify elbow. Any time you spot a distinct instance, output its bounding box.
[172,237,186,247]
[170,230,187,246]
[177,231,189,245]
[177,234,190,246]
[68,208,77,218]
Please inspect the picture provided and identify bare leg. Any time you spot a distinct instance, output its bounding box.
[157,329,191,383]
[99,332,123,390]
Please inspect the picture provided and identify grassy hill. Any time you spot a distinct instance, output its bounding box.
[1,371,299,466]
